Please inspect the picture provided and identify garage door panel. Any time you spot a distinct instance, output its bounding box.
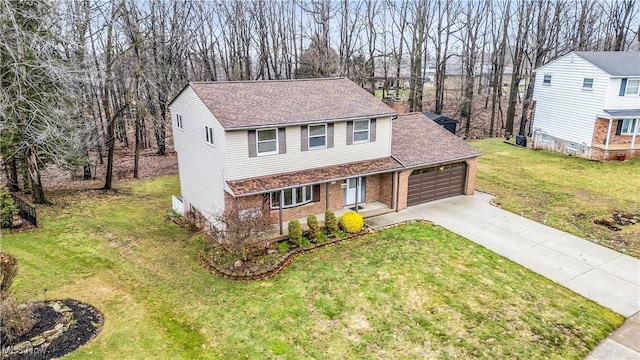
[407,162,467,206]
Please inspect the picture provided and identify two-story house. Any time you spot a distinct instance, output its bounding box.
[532,51,640,160]
[169,78,480,233]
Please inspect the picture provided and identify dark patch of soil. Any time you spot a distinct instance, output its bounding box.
[3,299,103,360]
[593,212,640,231]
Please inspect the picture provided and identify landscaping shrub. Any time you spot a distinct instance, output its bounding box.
[0,190,17,229]
[0,252,18,292]
[275,241,290,253]
[324,209,338,233]
[0,252,35,343]
[0,292,35,343]
[288,219,302,245]
[306,214,320,240]
[340,211,364,234]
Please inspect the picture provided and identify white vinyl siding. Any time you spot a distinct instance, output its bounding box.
[605,77,640,108]
[225,116,393,181]
[532,54,610,146]
[257,128,278,155]
[170,86,228,220]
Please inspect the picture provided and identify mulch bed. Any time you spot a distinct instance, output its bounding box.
[2,299,103,360]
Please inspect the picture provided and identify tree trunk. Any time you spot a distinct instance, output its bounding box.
[26,147,46,204]
[8,156,20,192]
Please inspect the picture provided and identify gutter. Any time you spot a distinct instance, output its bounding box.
[224,113,397,131]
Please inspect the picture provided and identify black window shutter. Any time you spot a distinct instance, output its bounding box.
[615,119,624,135]
[327,123,334,148]
[313,184,321,202]
[346,121,353,145]
[278,127,286,154]
[370,119,376,142]
[301,125,308,151]
[248,130,257,157]
[619,78,627,96]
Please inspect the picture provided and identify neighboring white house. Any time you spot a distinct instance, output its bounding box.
[169,78,480,233]
[531,51,640,160]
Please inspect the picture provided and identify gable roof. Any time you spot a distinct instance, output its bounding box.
[392,113,481,168]
[537,51,640,76]
[179,78,396,130]
[573,51,640,76]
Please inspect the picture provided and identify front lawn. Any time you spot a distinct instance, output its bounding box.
[2,176,622,358]
[471,139,640,258]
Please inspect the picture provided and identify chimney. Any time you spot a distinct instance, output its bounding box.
[382,98,408,114]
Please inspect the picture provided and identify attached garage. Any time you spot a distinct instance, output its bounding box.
[406,162,466,206]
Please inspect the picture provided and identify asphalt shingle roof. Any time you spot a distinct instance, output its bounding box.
[391,112,481,168]
[187,78,397,129]
[227,157,403,196]
[574,51,640,77]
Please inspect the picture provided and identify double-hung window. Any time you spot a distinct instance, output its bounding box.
[176,114,183,130]
[621,119,639,135]
[308,124,327,149]
[270,185,312,209]
[257,128,278,155]
[353,119,370,142]
[542,74,552,85]
[204,125,214,146]
[582,78,593,90]
[625,80,640,95]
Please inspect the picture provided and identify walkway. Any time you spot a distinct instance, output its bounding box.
[365,192,640,359]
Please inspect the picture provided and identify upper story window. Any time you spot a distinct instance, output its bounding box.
[308,124,327,149]
[625,80,640,95]
[621,119,639,135]
[582,78,593,90]
[353,119,370,143]
[257,128,278,155]
[176,114,183,130]
[204,125,214,146]
[542,74,552,85]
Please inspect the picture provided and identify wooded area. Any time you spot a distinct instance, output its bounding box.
[1,0,638,203]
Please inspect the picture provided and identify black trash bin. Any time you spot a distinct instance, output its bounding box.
[515,135,527,147]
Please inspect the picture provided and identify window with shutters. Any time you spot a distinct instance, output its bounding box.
[353,119,370,143]
[257,128,278,155]
[204,125,214,146]
[625,80,639,95]
[308,124,327,149]
[270,185,312,209]
[621,119,639,135]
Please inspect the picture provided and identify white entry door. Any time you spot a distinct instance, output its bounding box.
[344,177,365,205]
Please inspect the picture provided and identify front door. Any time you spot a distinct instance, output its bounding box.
[344,177,365,205]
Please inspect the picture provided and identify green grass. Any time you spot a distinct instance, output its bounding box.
[1,175,623,359]
[471,139,640,258]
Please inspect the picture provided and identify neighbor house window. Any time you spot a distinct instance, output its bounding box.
[542,74,552,85]
[582,78,593,90]
[176,114,183,130]
[257,128,278,155]
[270,185,312,209]
[625,80,640,95]
[308,124,327,149]
[621,119,639,135]
[204,125,214,146]
[353,119,370,142]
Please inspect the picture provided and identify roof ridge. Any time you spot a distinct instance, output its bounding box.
[190,77,346,85]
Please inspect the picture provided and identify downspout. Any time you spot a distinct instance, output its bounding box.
[354,178,359,212]
[395,172,400,211]
[390,171,396,210]
[605,118,613,150]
